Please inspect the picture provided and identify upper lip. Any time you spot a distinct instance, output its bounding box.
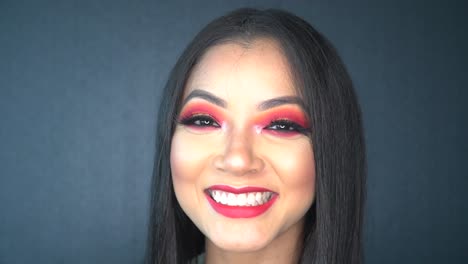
[206,184,276,194]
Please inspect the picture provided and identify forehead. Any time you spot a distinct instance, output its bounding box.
[184,38,296,101]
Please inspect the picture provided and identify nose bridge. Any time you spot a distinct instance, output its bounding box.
[225,127,253,164]
[218,125,263,175]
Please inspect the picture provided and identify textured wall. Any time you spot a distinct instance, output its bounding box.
[0,0,466,263]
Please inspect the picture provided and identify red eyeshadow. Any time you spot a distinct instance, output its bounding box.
[253,107,309,128]
[252,106,309,137]
[180,102,223,119]
[178,102,225,131]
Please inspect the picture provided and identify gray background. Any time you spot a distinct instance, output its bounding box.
[1,0,466,263]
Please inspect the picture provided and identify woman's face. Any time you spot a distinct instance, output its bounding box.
[170,39,316,252]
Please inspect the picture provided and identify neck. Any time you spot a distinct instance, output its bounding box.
[204,219,304,264]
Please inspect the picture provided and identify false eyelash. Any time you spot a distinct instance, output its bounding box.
[178,114,221,127]
[266,119,310,134]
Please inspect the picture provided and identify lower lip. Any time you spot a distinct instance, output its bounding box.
[205,192,278,218]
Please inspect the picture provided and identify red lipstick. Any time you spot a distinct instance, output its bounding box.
[205,185,278,218]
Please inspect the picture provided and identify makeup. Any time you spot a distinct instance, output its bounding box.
[253,106,310,137]
[205,185,278,218]
[178,101,226,131]
[170,40,317,253]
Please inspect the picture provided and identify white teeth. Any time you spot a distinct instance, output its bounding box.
[227,193,236,206]
[247,193,255,205]
[255,192,262,203]
[221,192,227,205]
[210,190,274,206]
[237,193,247,206]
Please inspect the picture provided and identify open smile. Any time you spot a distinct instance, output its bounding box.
[205,185,278,218]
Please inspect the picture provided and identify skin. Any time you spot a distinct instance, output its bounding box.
[170,38,316,264]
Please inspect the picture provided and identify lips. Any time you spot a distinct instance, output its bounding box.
[205,185,278,218]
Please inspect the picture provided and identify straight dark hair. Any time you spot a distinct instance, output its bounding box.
[146,8,366,264]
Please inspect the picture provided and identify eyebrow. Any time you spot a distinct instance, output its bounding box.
[182,89,227,108]
[182,89,306,111]
[257,96,307,111]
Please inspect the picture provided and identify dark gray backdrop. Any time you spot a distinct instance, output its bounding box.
[1,0,466,263]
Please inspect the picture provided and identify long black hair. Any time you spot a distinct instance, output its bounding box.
[146,8,366,264]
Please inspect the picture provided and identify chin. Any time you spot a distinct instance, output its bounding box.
[208,231,273,253]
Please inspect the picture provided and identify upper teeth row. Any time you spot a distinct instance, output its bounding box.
[209,190,273,206]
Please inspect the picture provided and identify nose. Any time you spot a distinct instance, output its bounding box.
[213,130,265,176]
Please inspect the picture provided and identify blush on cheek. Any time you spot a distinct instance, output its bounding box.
[288,166,315,188]
[276,143,316,188]
[170,135,191,181]
[170,146,197,181]
[170,151,182,181]
[170,130,213,182]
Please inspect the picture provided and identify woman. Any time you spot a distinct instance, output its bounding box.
[146,8,366,264]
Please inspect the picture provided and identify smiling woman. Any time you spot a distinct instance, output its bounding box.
[171,40,316,259]
[146,8,366,264]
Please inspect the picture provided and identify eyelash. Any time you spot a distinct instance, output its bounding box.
[265,119,308,134]
[179,115,308,134]
[179,114,221,128]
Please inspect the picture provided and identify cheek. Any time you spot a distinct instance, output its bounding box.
[269,140,316,207]
[171,137,196,183]
[273,141,315,186]
[170,130,209,221]
[170,129,221,200]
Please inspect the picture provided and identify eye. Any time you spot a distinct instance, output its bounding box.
[179,114,221,128]
[265,119,307,134]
